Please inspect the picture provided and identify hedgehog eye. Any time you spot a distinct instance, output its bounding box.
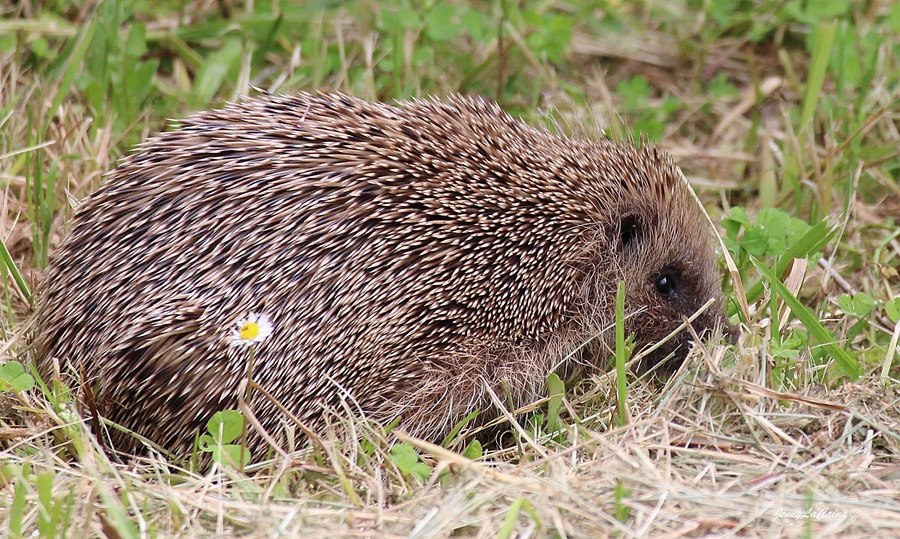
[655,273,676,297]
[620,214,640,248]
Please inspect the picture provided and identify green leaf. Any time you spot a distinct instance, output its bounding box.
[709,0,739,24]
[497,498,541,539]
[805,0,850,19]
[527,413,544,432]
[735,219,836,316]
[425,5,462,41]
[212,444,250,467]
[461,9,491,43]
[525,13,573,63]
[617,75,651,110]
[0,361,35,392]
[124,22,148,58]
[410,463,431,482]
[390,443,431,481]
[741,208,812,257]
[199,426,250,467]
[752,257,859,379]
[391,443,417,468]
[708,72,740,99]
[380,5,420,33]
[545,373,565,433]
[836,294,854,315]
[722,207,752,240]
[0,33,15,54]
[773,349,800,358]
[741,227,770,257]
[836,292,875,318]
[205,410,244,445]
[463,439,483,460]
[886,298,900,324]
[29,38,53,59]
[889,3,900,32]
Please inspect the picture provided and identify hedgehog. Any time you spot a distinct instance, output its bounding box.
[32,92,736,457]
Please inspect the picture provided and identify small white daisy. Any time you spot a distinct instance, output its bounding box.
[231,313,273,346]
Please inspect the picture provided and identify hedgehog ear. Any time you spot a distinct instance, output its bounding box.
[620,214,641,249]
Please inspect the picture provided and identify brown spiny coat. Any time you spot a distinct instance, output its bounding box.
[33,93,733,456]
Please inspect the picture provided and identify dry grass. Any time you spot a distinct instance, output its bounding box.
[4,346,900,537]
[1,0,899,537]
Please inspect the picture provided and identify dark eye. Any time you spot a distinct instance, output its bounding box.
[656,273,676,297]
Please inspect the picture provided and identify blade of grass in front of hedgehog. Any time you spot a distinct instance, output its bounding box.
[498,498,541,539]
[615,281,629,426]
[752,256,860,380]
[545,373,565,435]
[8,470,27,539]
[440,409,480,448]
[0,233,30,303]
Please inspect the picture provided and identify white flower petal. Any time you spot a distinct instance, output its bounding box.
[230,312,274,346]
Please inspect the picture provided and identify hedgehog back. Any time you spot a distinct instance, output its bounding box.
[33,93,702,455]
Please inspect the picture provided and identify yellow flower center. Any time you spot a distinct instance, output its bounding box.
[240,322,260,340]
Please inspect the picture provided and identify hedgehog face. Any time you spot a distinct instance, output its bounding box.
[612,195,736,373]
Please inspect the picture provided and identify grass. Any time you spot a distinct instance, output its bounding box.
[2,0,900,537]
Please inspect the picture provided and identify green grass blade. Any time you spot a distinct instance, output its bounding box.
[800,21,836,128]
[193,39,243,107]
[37,471,54,538]
[440,409,480,447]
[615,282,628,426]
[497,498,524,539]
[545,372,564,434]
[614,481,630,523]
[752,256,860,379]
[48,18,97,123]
[0,235,31,303]
[8,473,27,539]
